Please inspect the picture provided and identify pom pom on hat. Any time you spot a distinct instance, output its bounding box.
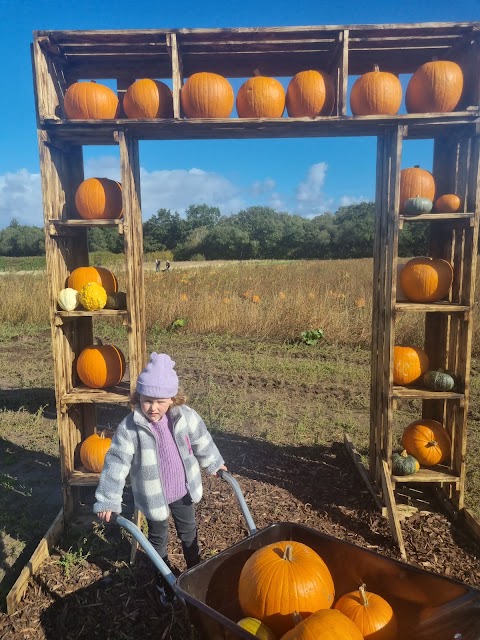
[136,353,179,398]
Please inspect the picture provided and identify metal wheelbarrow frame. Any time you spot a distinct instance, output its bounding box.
[117,471,480,640]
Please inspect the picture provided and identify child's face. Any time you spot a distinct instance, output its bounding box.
[140,395,173,422]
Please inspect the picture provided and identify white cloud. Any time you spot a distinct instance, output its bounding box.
[139,167,244,217]
[295,162,331,215]
[339,194,368,207]
[250,177,276,196]
[0,169,42,227]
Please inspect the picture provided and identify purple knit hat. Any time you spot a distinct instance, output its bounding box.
[136,353,179,398]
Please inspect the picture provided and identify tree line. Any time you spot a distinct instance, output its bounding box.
[0,203,429,259]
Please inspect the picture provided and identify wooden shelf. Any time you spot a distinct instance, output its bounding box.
[60,382,131,408]
[395,301,470,312]
[393,385,464,400]
[399,212,475,229]
[392,466,460,486]
[68,469,101,486]
[40,112,479,144]
[55,309,128,319]
[49,219,124,235]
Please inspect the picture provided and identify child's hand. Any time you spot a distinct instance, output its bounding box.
[97,510,113,522]
[214,464,228,477]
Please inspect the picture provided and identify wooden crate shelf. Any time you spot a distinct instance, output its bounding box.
[49,219,124,235]
[392,386,464,400]
[395,302,470,312]
[28,22,480,577]
[392,466,460,486]
[68,469,102,486]
[60,383,131,409]
[40,112,480,144]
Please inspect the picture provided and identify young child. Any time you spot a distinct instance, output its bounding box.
[94,352,227,607]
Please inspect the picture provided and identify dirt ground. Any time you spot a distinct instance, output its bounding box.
[1,334,480,639]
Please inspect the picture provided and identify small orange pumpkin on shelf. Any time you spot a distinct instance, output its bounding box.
[405,60,463,113]
[236,76,286,118]
[402,418,452,466]
[181,72,234,118]
[76,344,126,389]
[67,266,118,295]
[64,81,119,119]
[433,193,464,213]
[80,431,112,473]
[350,64,402,116]
[286,69,335,117]
[75,177,123,220]
[334,583,398,640]
[123,78,173,119]
[399,256,453,303]
[393,345,429,386]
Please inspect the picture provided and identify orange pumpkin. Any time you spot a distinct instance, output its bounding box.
[67,266,118,295]
[399,257,453,303]
[402,418,452,466]
[350,65,402,116]
[405,60,463,113]
[433,194,464,213]
[334,584,398,640]
[181,72,234,118]
[64,81,119,119]
[238,541,335,637]
[75,178,123,220]
[236,76,285,118]
[286,70,334,117]
[399,166,436,213]
[280,609,364,640]
[393,345,429,386]
[123,78,173,118]
[76,344,126,389]
[80,431,112,473]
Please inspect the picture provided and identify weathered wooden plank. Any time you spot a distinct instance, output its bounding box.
[167,33,183,120]
[117,131,147,394]
[6,509,64,615]
[396,302,469,312]
[344,434,386,515]
[392,468,460,484]
[392,386,463,400]
[380,460,407,560]
[60,383,131,408]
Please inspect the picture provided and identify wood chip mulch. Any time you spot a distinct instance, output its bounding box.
[1,436,480,639]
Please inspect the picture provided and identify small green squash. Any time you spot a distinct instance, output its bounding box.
[105,291,127,310]
[423,370,455,391]
[403,196,433,215]
[392,449,420,476]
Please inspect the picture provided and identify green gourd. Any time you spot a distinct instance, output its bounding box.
[392,450,420,476]
[403,196,433,215]
[105,291,127,310]
[423,370,455,391]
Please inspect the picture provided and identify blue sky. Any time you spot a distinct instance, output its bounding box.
[0,0,478,228]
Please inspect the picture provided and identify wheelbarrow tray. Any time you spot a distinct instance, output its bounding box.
[176,521,480,640]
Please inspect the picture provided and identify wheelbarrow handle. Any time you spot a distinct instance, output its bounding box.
[114,514,177,590]
[217,469,257,535]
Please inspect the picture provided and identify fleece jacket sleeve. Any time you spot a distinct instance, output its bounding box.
[186,407,225,475]
[93,421,134,514]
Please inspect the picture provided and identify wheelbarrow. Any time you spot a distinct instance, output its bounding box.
[117,471,480,640]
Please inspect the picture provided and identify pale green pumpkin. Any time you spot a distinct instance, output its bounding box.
[423,370,455,391]
[392,449,420,476]
[403,196,433,215]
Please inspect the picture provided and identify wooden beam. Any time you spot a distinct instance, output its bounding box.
[380,459,407,560]
[6,509,64,614]
[344,434,387,516]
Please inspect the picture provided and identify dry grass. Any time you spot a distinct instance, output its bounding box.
[2,258,480,352]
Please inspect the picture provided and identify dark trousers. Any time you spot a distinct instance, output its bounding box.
[146,493,200,571]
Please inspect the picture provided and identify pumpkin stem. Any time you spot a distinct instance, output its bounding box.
[426,440,438,448]
[292,612,303,626]
[359,583,370,607]
[400,449,409,458]
[283,544,294,562]
[253,67,262,77]
[373,64,380,72]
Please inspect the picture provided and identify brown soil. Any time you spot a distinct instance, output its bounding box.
[1,434,480,639]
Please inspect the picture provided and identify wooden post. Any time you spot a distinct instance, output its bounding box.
[167,33,183,119]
